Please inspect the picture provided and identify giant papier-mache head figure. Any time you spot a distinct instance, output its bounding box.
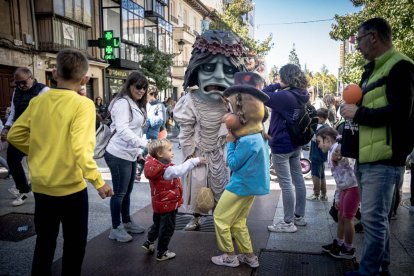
[184,30,248,101]
[223,72,270,137]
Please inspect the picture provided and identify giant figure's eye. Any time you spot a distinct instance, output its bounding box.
[201,63,216,72]
[223,65,237,75]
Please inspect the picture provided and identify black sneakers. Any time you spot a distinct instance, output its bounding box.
[322,239,340,253]
[329,244,355,259]
[141,240,155,253]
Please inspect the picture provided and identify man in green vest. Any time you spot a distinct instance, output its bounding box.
[341,18,414,276]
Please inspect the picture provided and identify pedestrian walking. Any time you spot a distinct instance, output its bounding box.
[7,48,113,275]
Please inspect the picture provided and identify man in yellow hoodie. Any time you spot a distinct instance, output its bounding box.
[8,48,113,276]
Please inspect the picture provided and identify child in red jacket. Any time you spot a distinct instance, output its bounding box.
[143,139,207,261]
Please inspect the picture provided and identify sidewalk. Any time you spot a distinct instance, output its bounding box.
[1,141,413,275]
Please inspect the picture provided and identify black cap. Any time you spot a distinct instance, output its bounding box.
[223,72,270,102]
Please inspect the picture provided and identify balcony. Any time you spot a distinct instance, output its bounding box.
[36,17,88,52]
[170,15,179,25]
[173,25,195,44]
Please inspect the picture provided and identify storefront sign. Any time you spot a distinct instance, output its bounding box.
[106,69,129,78]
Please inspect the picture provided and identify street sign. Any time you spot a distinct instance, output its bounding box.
[98,30,120,60]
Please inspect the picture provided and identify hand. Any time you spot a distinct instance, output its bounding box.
[1,129,8,142]
[97,183,113,199]
[198,157,208,165]
[226,130,236,142]
[340,104,358,120]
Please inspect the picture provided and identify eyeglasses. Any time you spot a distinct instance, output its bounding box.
[135,85,147,90]
[15,77,32,87]
[356,32,373,44]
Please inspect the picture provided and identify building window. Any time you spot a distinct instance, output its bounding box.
[54,0,92,26]
[121,0,145,45]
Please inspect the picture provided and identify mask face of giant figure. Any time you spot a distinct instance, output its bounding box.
[197,55,238,102]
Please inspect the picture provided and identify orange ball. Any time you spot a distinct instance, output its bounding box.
[343,84,362,104]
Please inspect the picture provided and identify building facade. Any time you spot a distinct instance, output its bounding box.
[169,0,210,100]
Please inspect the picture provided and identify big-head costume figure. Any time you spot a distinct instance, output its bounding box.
[173,30,247,231]
[212,72,270,263]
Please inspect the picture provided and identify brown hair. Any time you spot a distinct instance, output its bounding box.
[147,139,171,159]
[116,71,148,109]
[316,126,338,142]
[56,48,89,82]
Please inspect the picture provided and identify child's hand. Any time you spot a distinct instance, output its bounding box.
[226,130,236,142]
[198,157,208,165]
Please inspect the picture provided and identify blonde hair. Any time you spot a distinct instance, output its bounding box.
[147,138,171,159]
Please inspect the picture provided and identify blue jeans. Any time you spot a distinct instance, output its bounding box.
[355,163,404,275]
[272,149,306,223]
[104,151,137,229]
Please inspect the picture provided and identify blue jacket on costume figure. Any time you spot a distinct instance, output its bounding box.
[225,133,270,196]
[262,84,310,154]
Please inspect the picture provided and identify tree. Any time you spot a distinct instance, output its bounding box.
[307,66,338,96]
[209,0,273,56]
[288,43,301,69]
[137,39,174,91]
[340,51,365,85]
[330,0,414,62]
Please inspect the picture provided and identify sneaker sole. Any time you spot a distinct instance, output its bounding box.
[267,227,297,233]
[329,252,355,259]
[125,228,145,234]
[108,235,133,243]
[141,245,155,254]
[211,259,239,267]
[156,255,176,262]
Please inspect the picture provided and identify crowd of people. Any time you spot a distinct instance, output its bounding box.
[0,17,413,276]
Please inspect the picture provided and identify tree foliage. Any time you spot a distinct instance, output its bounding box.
[137,39,174,91]
[288,44,301,69]
[340,51,365,85]
[209,0,273,56]
[330,0,414,59]
[306,66,338,95]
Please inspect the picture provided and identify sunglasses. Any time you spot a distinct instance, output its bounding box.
[15,77,31,87]
[135,85,147,90]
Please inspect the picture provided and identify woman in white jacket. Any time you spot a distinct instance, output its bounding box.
[104,71,149,242]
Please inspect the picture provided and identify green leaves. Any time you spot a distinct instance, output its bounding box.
[209,0,273,56]
[137,39,174,91]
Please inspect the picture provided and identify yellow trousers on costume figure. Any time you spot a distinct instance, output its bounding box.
[214,190,255,253]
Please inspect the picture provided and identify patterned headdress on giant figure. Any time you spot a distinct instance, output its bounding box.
[183,30,248,90]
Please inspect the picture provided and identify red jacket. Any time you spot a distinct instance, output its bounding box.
[144,155,183,214]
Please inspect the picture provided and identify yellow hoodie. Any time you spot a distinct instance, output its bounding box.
[8,88,105,196]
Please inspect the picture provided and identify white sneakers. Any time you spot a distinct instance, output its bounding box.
[108,225,133,242]
[211,253,240,267]
[293,216,307,226]
[184,216,200,231]
[123,221,145,234]
[12,193,30,206]
[268,221,298,233]
[237,254,260,268]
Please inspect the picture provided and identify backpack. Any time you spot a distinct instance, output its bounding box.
[286,98,318,147]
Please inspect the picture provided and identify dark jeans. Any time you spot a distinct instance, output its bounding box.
[32,189,88,276]
[7,143,30,193]
[411,166,414,206]
[104,151,136,228]
[148,210,177,254]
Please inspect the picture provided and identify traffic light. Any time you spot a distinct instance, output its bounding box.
[98,31,120,60]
